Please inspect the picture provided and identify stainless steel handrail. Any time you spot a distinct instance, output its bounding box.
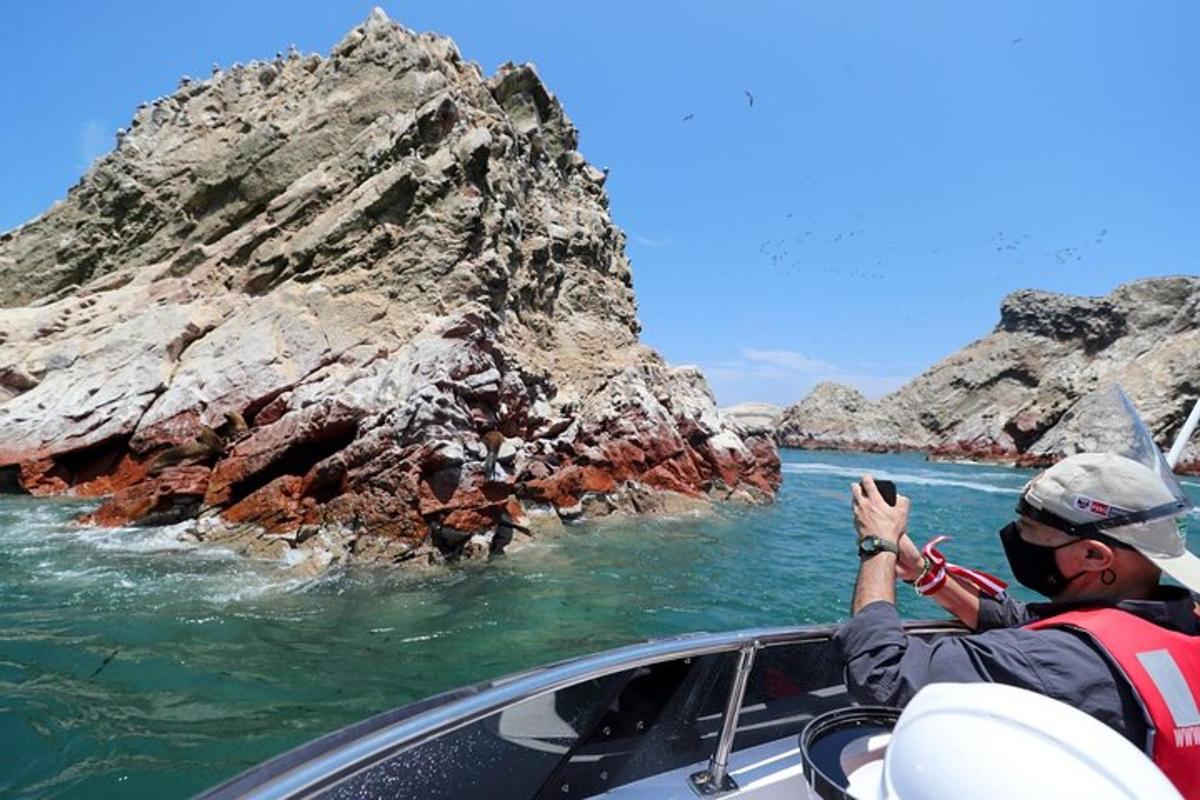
[690,641,760,795]
[208,620,966,800]
[711,642,758,787]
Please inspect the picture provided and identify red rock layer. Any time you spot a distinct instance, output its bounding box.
[10,315,779,562]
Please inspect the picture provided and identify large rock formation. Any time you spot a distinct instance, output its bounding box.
[0,9,779,570]
[774,278,1200,472]
[774,383,911,452]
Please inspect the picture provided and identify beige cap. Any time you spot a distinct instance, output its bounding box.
[1023,452,1199,592]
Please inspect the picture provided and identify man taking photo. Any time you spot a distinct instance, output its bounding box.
[835,389,1199,796]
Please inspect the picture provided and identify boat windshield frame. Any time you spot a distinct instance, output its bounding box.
[197,619,966,800]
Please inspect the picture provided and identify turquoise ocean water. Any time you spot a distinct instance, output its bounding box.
[2,450,1197,798]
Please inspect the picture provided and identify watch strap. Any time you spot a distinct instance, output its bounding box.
[858,535,899,558]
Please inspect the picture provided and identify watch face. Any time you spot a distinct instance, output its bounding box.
[859,536,895,557]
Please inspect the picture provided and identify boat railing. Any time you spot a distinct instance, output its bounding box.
[199,619,967,799]
[690,641,757,795]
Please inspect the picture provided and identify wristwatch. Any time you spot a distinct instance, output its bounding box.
[858,535,899,560]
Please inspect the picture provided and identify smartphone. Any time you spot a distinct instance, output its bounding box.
[870,479,897,507]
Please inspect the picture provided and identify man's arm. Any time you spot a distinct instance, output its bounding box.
[896,534,1029,630]
[894,535,981,627]
[834,600,1041,707]
[853,478,992,628]
[975,593,1033,629]
[849,476,907,615]
[853,551,898,614]
[926,577,983,628]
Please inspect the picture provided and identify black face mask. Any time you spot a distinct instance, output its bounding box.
[998,522,1086,598]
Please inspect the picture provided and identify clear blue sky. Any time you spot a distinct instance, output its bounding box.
[3,2,1197,406]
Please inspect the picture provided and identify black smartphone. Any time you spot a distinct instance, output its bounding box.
[869,479,897,507]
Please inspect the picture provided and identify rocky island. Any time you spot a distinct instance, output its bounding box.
[0,9,780,571]
[774,277,1200,473]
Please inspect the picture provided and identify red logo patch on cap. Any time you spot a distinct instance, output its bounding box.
[1069,495,1131,519]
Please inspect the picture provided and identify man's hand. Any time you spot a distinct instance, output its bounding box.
[849,475,912,615]
[851,474,910,544]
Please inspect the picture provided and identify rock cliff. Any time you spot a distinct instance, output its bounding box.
[775,383,911,452]
[0,9,779,570]
[774,278,1200,472]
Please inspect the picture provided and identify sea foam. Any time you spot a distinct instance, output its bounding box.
[780,462,1022,495]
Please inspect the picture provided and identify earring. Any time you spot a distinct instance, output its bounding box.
[1101,568,1116,586]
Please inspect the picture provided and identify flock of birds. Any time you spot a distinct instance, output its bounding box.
[758,226,889,282]
[979,227,1111,267]
[756,223,1112,283]
[670,38,1113,284]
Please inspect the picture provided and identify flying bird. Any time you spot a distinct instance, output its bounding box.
[682,113,695,122]
[744,90,755,107]
[1011,37,1024,45]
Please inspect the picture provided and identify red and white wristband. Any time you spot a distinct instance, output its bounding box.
[912,535,1008,599]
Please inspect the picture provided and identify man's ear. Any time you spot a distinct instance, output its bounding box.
[1083,541,1116,570]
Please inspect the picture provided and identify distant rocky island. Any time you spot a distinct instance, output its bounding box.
[757,278,1200,474]
[0,9,779,571]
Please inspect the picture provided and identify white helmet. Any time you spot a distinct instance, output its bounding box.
[847,682,1181,800]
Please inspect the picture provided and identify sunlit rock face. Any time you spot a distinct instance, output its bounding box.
[775,383,912,453]
[774,277,1200,472]
[0,8,780,568]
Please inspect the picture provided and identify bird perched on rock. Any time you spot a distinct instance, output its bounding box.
[481,430,506,480]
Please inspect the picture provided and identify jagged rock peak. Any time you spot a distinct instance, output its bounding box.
[775,382,911,452]
[998,289,1126,352]
[796,382,869,411]
[996,277,1200,352]
[0,6,627,342]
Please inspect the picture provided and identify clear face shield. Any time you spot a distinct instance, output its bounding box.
[1016,384,1194,554]
[1067,384,1191,518]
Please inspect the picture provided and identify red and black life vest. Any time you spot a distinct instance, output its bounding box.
[1028,608,1200,797]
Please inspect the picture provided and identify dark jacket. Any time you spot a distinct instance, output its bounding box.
[833,587,1200,748]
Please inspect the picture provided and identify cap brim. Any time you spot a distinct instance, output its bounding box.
[1142,548,1200,595]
